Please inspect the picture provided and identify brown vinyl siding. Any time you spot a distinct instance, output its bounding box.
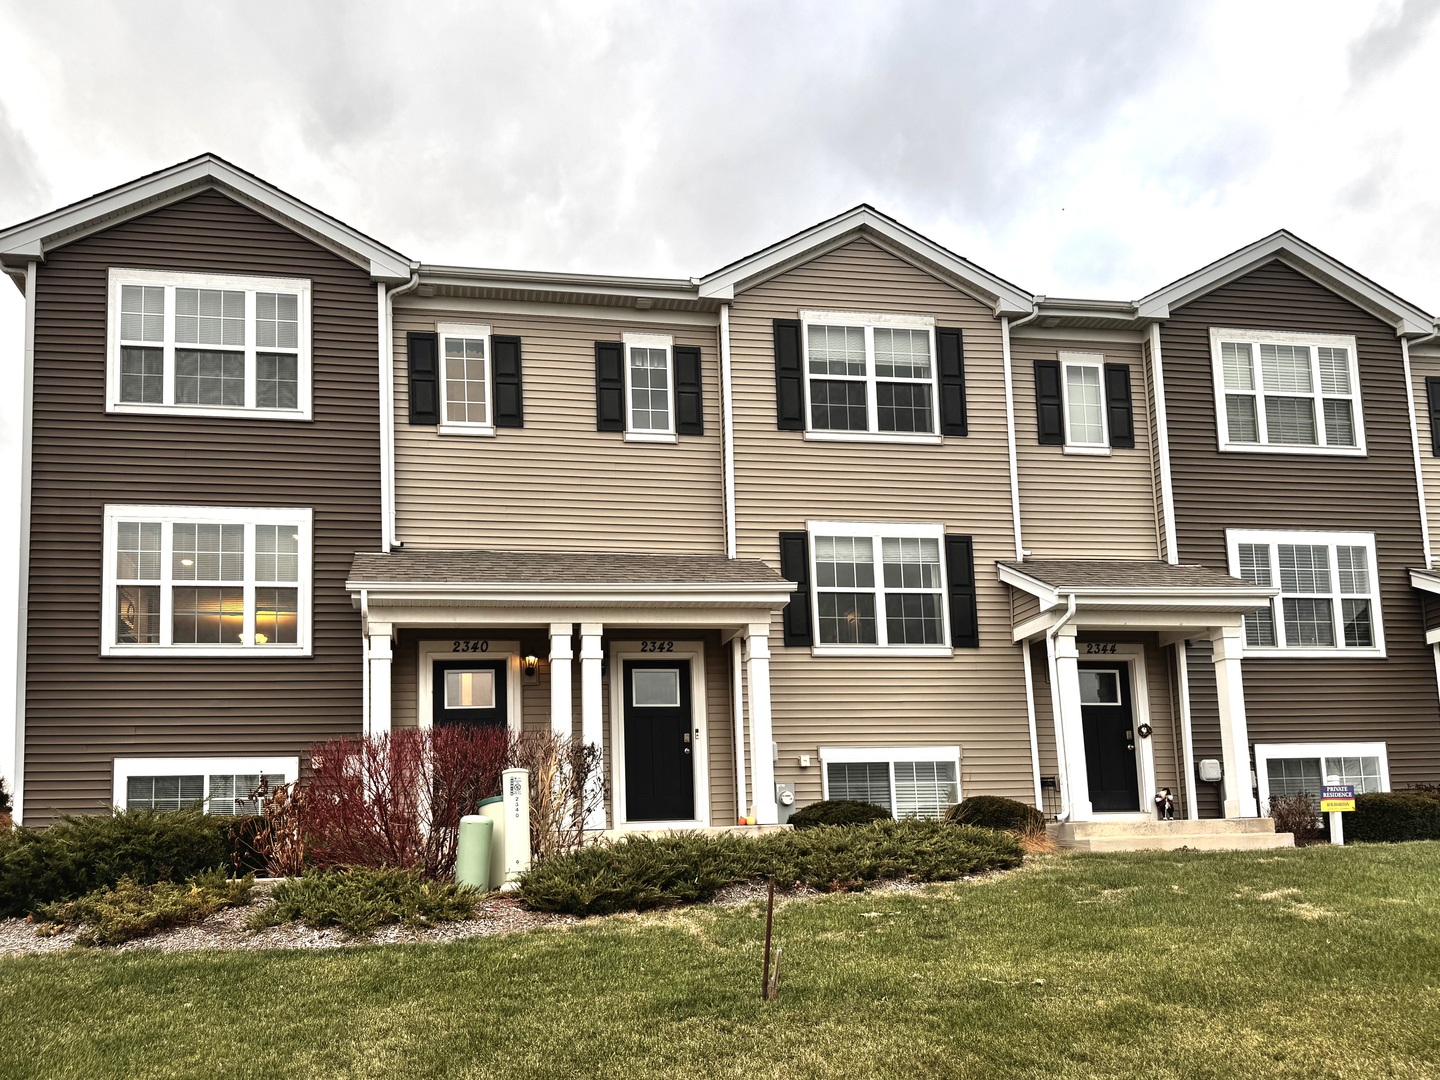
[392,303,724,553]
[1161,260,1440,786]
[1012,337,1160,558]
[24,190,380,823]
[728,237,1032,804]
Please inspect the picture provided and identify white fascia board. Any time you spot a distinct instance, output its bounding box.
[1136,231,1433,336]
[0,154,412,282]
[698,206,1035,317]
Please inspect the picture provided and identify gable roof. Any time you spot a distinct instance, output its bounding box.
[1135,229,1434,337]
[0,153,413,283]
[698,204,1035,317]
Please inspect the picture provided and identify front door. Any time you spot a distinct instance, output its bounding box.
[623,659,694,822]
[432,658,508,729]
[1079,662,1140,812]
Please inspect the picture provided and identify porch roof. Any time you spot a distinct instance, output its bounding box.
[348,548,787,588]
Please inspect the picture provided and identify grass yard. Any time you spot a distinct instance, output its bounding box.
[3,843,1438,1080]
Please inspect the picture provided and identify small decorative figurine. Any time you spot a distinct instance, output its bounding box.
[1154,788,1176,820]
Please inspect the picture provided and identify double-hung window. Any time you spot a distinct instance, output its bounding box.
[1061,352,1108,451]
[623,332,675,440]
[1210,328,1364,453]
[801,310,938,440]
[820,747,961,818]
[1227,529,1383,656]
[107,268,311,419]
[439,322,492,435]
[103,505,312,656]
[114,757,298,815]
[808,521,950,653]
[1254,742,1389,813]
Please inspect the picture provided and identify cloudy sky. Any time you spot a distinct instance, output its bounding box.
[0,0,1437,733]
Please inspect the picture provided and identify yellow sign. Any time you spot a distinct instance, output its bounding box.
[1320,784,1355,813]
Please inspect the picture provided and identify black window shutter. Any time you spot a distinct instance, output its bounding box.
[778,530,813,647]
[595,341,625,431]
[936,327,968,437]
[773,319,805,430]
[1428,377,1440,456]
[674,345,704,435]
[491,335,524,428]
[1034,359,1064,445]
[945,535,980,649]
[407,331,440,425]
[1105,363,1135,449]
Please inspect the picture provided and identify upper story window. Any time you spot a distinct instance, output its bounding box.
[623,332,675,440]
[1209,328,1364,455]
[107,268,312,420]
[102,504,312,657]
[808,521,950,654]
[801,310,938,442]
[439,322,492,435]
[1227,528,1383,658]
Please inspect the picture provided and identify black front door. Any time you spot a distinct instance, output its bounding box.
[1079,662,1140,812]
[432,658,508,728]
[623,659,694,822]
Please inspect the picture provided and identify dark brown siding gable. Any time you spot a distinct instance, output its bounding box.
[25,189,380,823]
[1161,259,1440,785]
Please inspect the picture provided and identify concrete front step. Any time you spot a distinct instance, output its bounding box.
[1052,818,1295,852]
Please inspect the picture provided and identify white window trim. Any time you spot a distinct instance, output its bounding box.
[106,267,313,421]
[807,519,952,657]
[436,321,495,436]
[101,504,313,658]
[622,331,677,442]
[1226,528,1385,658]
[1209,327,1366,456]
[799,308,941,444]
[1254,741,1389,814]
[1059,351,1111,456]
[819,745,963,813]
[113,756,299,812]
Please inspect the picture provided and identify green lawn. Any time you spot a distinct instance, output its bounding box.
[3,843,1438,1079]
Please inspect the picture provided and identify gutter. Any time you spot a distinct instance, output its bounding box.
[379,268,421,551]
[1044,593,1078,822]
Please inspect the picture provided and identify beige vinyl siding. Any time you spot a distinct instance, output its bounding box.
[1410,354,1440,565]
[392,303,724,553]
[1012,336,1160,558]
[392,627,737,825]
[728,237,1032,806]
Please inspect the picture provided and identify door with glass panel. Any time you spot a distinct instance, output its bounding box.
[1079,662,1140,813]
[623,660,694,822]
[431,659,508,729]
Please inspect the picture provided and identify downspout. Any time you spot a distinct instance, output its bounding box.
[380,269,421,551]
[1045,593,1078,821]
[8,262,36,824]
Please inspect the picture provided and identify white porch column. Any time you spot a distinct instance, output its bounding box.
[549,622,574,740]
[368,626,393,739]
[579,623,606,830]
[1210,624,1259,818]
[744,622,778,825]
[1052,625,1092,821]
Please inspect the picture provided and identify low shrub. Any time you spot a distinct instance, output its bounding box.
[787,800,892,830]
[945,795,1045,834]
[1347,791,1440,843]
[1268,792,1324,846]
[249,867,479,936]
[35,870,253,946]
[0,809,229,917]
[518,820,1024,917]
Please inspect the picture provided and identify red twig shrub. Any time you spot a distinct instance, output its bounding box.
[303,726,511,879]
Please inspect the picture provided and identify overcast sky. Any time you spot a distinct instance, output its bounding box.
[0,0,1437,758]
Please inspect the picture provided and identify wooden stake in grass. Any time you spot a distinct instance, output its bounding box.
[761,876,780,1001]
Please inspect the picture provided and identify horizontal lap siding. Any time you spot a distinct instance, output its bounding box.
[729,238,1031,805]
[1162,261,1440,786]
[25,190,379,823]
[392,304,724,553]
[1012,337,1160,557]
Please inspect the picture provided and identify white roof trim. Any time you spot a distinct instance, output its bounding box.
[0,153,413,282]
[1135,230,1435,337]
[698,204,1034,317]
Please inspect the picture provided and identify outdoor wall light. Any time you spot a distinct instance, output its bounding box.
[523,655,539,678]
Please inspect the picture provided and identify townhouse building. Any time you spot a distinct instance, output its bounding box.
[2,155,1437,840]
